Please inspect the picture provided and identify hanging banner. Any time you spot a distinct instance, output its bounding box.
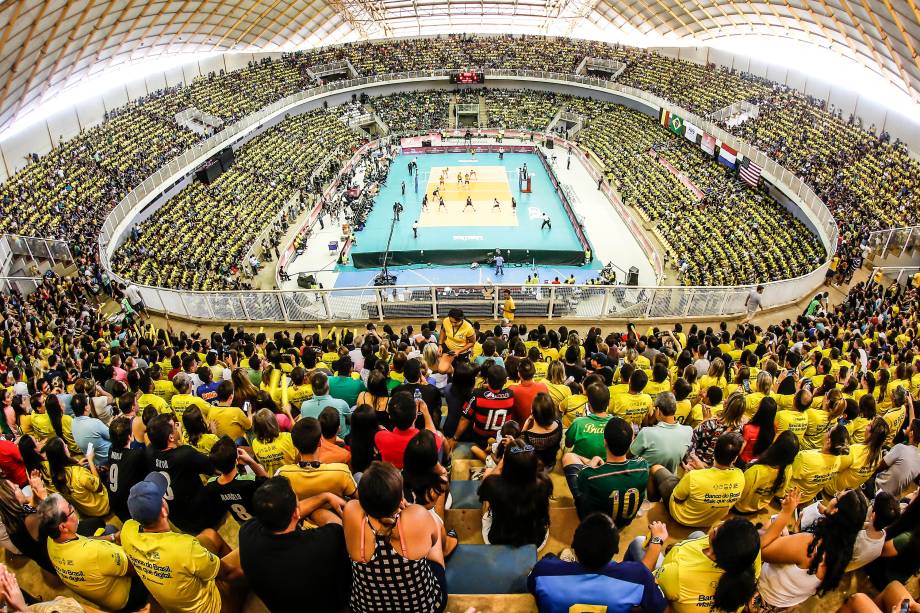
[701,132,716,156]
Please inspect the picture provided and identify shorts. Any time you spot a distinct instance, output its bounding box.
[652,467,681,504]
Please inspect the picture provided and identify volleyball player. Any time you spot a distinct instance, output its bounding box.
[465,196,476,212]
[493,198,501,210]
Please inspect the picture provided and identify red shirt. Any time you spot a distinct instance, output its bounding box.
[510,380,549,422]
[375,428,442,469]
[0,440,26,487]
[739,423,761,463]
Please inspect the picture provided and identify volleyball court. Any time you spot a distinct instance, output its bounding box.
[417,165,519,227]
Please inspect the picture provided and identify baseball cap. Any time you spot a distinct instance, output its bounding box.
[590,352,608,367]
[127,472,168,525]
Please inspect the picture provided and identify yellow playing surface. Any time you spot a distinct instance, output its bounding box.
[418,165,518,227]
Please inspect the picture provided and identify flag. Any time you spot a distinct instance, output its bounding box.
[718,142,737,168]
[658,108,669,128]
[701,132,716,156]
[739,156,763,187]
[684,121,700,143]
[668,113,685,136]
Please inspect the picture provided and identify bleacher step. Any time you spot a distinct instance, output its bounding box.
[446,593,537,613]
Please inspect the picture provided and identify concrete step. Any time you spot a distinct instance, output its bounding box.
[446,593,537,613]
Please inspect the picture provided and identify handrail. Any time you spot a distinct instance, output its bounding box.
[96,68,838,322]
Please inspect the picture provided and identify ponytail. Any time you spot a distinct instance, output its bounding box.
[45,395,66,440]
[864,417,888,469]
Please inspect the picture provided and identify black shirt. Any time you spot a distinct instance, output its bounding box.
[203,473,267,524]
[107,447,147,521]
[239,520,351,613]
[146,445,216,532]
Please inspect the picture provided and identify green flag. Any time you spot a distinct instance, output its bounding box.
[668,113,685,136]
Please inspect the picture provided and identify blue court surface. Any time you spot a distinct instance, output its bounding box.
[332,260,603,288]
[347,152,587,269]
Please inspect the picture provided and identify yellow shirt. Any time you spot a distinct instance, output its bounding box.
[698,374,726,395]
[830,444,878,492]
[644,380,671,396]
[802,408,831,450]
[687,402,723,428]
[208,405,252,441]
[441,317,475,353]
[252,433,298,475]
[138,393,170,415]
[611,392,653,425]
[745,392,769,418]
[882,407,906,447]
[191,433,220,455]
[789,450,841,503]
[288,384,313,407]
[153,379,177,402]
[276,462,357,501]
[669,467,745,528]
[62,466,110,517]
[847,416,871,443]
[120,520,221,613]
[735,463,787,513]
[543,382,572,408]
[31,414,79,452]
[674,399,692,425]
[170,394,211,421]
[656,535,761,613]
[46,536,132,611]
[775,410,808,445]
[503,296,516,321]
[559,394,589,428]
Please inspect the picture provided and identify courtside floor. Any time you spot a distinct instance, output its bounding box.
[348,152,586,267]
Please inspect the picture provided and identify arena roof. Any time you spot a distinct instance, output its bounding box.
[0,0,917,133]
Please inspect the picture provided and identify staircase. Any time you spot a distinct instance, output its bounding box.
[448,96,458,129]
[478,93,488,127]
[175,107,224,136]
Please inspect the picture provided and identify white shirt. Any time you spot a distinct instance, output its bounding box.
[876,443,920,497]
[124,284,142,304]
[799,502,885,571]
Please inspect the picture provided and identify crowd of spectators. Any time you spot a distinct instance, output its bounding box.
[0,261,916,611]
[110,110,360,290]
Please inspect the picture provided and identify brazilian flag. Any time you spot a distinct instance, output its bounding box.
[668,113,685,136]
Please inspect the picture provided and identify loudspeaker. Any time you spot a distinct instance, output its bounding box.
[627,266,639,286]
[545,139,554,149]
[422,139,432,147]
[297,273,316,288]
[218,147,235,171]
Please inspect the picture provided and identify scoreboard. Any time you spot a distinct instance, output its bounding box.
[450,70,485,84]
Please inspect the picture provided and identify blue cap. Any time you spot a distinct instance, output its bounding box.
[127,472,168,525]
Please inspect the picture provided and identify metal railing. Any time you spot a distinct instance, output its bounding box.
[867,225,920,260]
[1,234,74,276]
[708,100,760,123]
[96,68,838,323]
[870,266,920,286]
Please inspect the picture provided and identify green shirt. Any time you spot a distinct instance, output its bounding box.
[576,458,650,527]
[629,422,693,473]
[328,375,367,408]
[565,413,612,460]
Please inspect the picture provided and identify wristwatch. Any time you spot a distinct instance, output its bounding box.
[649,536,664,546]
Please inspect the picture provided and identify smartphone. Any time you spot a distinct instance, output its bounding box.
[86,442,94,457]
[900,599,910,613]
[243,401,251,413]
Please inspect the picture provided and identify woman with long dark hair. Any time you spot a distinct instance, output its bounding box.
[734,430,799,513]
[344,461,447,613]
[44,437,109,518]
[347,404,382,475]
[477,437,552,548]
[759,488,868,608]
[402,430,457,557]
[831,416,888,492]
[442,361,476,438]
[356,370,391,427]
[739,396,777,463]
[250,408,297,476]
[31,394,79,454]
[182,405,219,454]
[0,478,53,572]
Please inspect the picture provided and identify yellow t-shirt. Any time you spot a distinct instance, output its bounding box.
[503,297,516,321]
[687,402,723,428]
[31,414,79,452]
[830,444,878,492]
[611,392,653,425]
[120,520,221,613]
[882,407,906,447]
[847,416,871,443]
[674,399,692,425]
[46,536,131,611]
[63,466,110,518]
[775,410,808,444]
[735,463,787,513]
[745,392,769,418]
[789,450,841,503]
[138,393,170,415]
[170,394,212,421]
[656,535,761,613]
[644,380,671,396]
[698,374,727,395]
[191,433,220,456]
[559,394,589,428]
[208,406,252,441]
[276,462,357,501]
[669,467,745,528]
[288,384,313,408]
[441,317,475,353]
[153,379,177,402]
[543,382,572,408]
[802,408,831,450]
[252,433,298,475]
